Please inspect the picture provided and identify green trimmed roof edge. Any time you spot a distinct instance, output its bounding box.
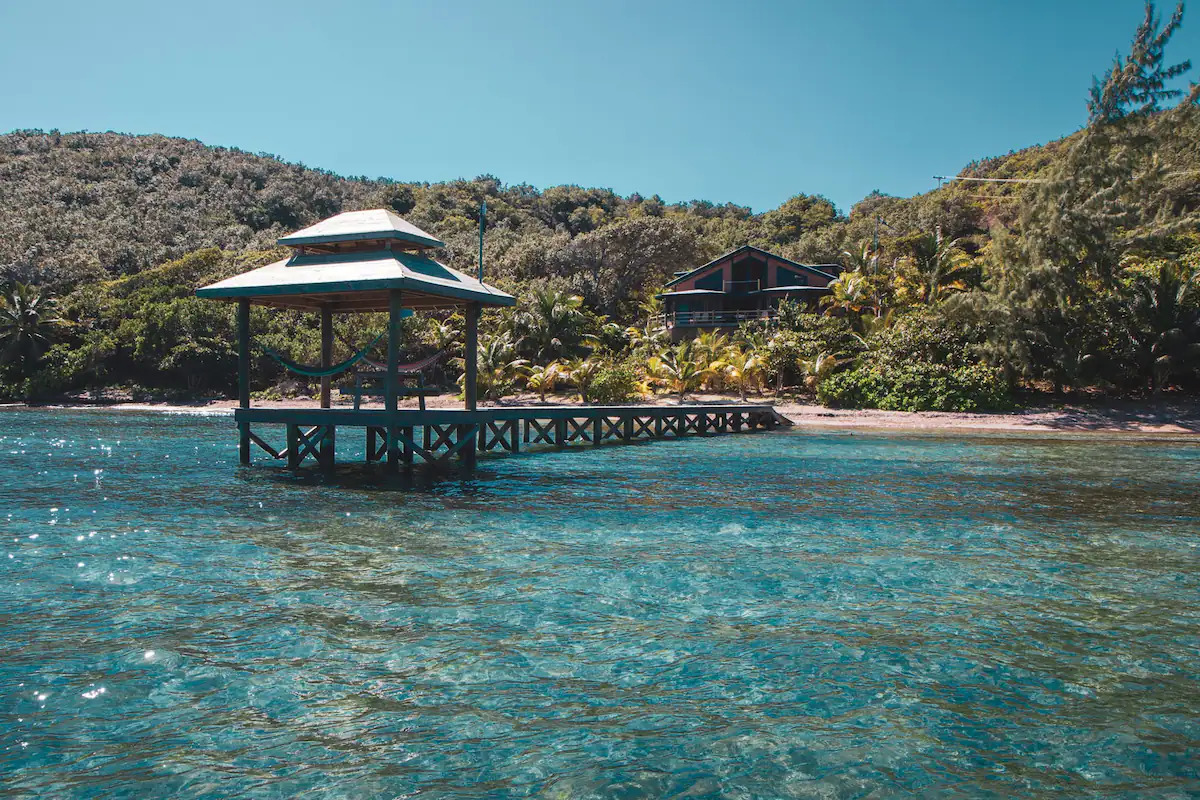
[195,278,515,306]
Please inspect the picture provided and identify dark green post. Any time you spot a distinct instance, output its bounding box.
[286,424,299,470]
[319,305,335,471]
[237,298,250,465]
[464,302,479,412]
[462,302,480,469]
[386,290,403,470]
[319,305,333,409]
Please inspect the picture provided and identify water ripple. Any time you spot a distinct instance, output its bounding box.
[1,410,1199,797]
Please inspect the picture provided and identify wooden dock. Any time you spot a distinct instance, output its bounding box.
[237,403,792,471]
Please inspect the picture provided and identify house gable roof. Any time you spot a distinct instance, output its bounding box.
[663,244,838,288]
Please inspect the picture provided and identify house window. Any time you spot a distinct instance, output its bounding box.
[694,271,723,291]
[776,267,808,287]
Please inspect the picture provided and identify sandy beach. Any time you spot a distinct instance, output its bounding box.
[10,392,1198,435]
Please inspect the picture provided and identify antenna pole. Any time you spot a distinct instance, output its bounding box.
[478,199,486,282]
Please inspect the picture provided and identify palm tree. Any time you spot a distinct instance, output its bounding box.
[1127,260,1200,392]
[0,283,63,370]
[897,229,973,304]
[427,318,461,352]
[820,271,872,316]
[526,361,566,402]
[692,331,732,390]
[646,342,718,402]
[455,332,529,401]
[692,331,731,365]
[518,288,586,362]
[564,357,602,403]
[798,352,838,392]
[841,240,880,276]
[723,348,765,401]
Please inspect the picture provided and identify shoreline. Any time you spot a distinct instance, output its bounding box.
[6,395,1198,436]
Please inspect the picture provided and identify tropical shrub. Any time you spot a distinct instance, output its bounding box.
[763,331,805,391]
[819,361,1010,411]
[589,360,641,404]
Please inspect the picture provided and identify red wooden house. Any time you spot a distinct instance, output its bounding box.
[658,245,839,340]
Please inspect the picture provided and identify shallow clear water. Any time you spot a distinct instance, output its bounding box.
[2,409,1199,798]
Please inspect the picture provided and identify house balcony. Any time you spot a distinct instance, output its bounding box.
[657,309,776,328]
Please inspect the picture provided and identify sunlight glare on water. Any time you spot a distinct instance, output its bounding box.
[1,409,1199,797]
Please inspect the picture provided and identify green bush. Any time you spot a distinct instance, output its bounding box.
[589,361,641,403]
[764,331,805,390]
[819,361,1010,411]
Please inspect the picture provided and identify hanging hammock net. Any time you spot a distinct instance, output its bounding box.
[258,331,386,378]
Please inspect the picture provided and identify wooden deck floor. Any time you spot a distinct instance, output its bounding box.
[235,403,792,470]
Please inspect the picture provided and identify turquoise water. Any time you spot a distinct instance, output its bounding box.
[2,410,1199,798]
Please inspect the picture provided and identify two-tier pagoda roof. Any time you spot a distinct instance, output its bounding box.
[197,209,514,312]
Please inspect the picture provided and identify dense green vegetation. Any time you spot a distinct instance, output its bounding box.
[1,2,1198,408]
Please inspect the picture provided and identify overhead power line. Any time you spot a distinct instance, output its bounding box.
[944,176,1046,184]
[935,170,1198,187]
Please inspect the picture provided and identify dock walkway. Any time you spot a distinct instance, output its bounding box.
[237,403,792,470]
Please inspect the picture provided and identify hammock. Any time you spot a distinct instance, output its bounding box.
[357,349,447,375]
[335,332,447,375]
[259,331,386,378]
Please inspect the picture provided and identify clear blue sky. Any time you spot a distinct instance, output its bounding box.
[1,0,1195,214]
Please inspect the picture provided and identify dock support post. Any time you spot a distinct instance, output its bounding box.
[461,302,480,471]
[402,426,414,464]
[623,415,633,442]
[592,415,602,446]
[385,290,403,472]
[387,427,400,470]
[237,298,250,465]
[459,424,478,469]
[510,421,520,453]
[320,425,335,471]
[464,302,479,413]
[555,418,566,449]
[286,424,299,470]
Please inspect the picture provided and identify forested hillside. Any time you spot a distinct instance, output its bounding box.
[1,2,1198,407]
[0,125,1073,314]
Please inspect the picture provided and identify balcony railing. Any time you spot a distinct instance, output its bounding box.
[723,279,761,294]
[658,309,775,327]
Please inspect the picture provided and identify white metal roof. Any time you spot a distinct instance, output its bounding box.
[277,209,445,249]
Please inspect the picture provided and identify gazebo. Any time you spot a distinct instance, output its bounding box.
[197,209,515,469]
